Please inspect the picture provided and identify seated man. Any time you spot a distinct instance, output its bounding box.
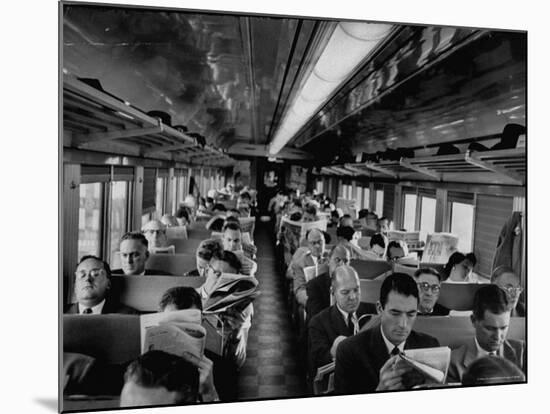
[461,355,525,385]
[175,205,191,226]
[306,245,351,320]
[142,219,169,251]
[198,250,253,369]
[386,240,406,261]
[112,232,173,275]
[491,266,525,317]
[186,238,224,277]
[414,267,450,316]
[120,350,215,406]
[335,225,377,261]
[291,228,328,307]
[160,214,179,228]
[302,204,319,223]
[367,233,387,259]
[334,273,439,394]
[308,265,376,375]
[65,255,138,314]
[158,286,236,401]
[221,221,257,276]
[377,216,390,235]
[446,284,525,383]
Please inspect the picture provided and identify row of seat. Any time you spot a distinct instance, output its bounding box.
[63,313,526,366]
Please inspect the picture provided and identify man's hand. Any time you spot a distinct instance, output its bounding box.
[375,355,411,391]
[330,336,348,359]
[180,352,219,402]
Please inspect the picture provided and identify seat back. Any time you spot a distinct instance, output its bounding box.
[111,253,197,275]
[166,226,188,240]
[438,283,485,311]
[351,259,392,280]
[414,316,525,348]
[169,237,202,254]
[63,314,141,364]
[110,275,205,312]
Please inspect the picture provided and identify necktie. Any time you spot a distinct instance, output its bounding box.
[82,308,93,314]
[347,313,356,336]
[391,346,401,356]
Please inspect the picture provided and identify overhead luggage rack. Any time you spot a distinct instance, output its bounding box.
[314,148,525,186]
[63,74,235,167]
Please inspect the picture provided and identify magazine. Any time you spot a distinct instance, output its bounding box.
[395,346,451,386]
[203,273,260,314]
[140,309,206,360]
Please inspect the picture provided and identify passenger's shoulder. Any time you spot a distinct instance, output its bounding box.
[410,329,440,346]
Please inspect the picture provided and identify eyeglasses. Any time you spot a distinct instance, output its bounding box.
[335,257,350,265]
[417,282,441,293]
[498,285,523,296]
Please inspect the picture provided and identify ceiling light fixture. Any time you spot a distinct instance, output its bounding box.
[268,22,393,155]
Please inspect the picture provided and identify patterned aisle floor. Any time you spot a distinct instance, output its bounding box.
[237,224,308,400]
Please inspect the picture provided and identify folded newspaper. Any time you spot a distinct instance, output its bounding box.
[203,272,260,314]
[140,309,206,361]
[395,346,451,386]
[421,233,459,264]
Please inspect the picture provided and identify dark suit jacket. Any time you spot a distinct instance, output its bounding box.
[64,297,139,314]
[306,272,331,320]
[446,338,525,383]
[334,324,440,394]
[111,268,173,276]
[308,303,377,376]
[418,302,450,316]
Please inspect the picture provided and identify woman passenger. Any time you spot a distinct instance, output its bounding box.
[443,252,473,283]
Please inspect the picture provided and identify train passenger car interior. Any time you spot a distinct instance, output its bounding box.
[60,1,527,412]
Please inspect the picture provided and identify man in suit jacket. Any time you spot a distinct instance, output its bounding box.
[111,232,173,276]
[291,228,327,307]
[334,273,439,394]
[414,267,450,316]
[64,255,138,314]
[308,265,377,376]
[306,244,351,320]
[447,284,525,383]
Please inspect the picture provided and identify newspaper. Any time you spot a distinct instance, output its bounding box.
[336,198,357,218]
[203,273,260,314]
[279,216,327,255]
[140,309,206,360]
[303,263,329,282]
[421,233,459,264]
[395,346,451,386]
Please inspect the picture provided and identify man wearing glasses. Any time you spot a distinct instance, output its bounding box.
[413,268,450,316]
[491,266,525,317]
[65,255,138,314]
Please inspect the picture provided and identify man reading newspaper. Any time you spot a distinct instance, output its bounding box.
[334,273,444,394]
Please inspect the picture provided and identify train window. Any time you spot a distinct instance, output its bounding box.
[450,202,475,252]
[375,189,384,217]
[171,177,177,215]
[356,186,363,208]
[316,180,323,194]
[109,181,130,259]
[403,193,418,231]
[155,177,166,217]
[419,196,436,242]
[363,187,370,210]
[78,183,103,258]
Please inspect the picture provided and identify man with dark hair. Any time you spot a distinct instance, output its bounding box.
[65,255,138,314]
[159,287,203,312]
[302,204,319,222]
[334,273,439,394]
[377,216,390,235]
[186,238,224,277]
[120,350,202,406]
[308,265,376,376]
[414,267,450,316]
[221,221,257,276]
[369,233,386,258]
[212,203,227,215]
[112,232,173,275]
[446,284,525,383]
[386,240,406,261]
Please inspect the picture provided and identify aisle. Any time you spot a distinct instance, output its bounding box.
[237,223,308,400]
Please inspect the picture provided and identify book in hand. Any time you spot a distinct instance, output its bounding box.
[313,361,336,395]
[203,273,260,314]
[394,346,451,387]
[140,309,206,361]
[303,263,329,282]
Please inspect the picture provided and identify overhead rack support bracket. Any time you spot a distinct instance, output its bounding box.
[400,158,442,180]
[75,119,164,147]
[465,151,524,185]
[364,162,398,178]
